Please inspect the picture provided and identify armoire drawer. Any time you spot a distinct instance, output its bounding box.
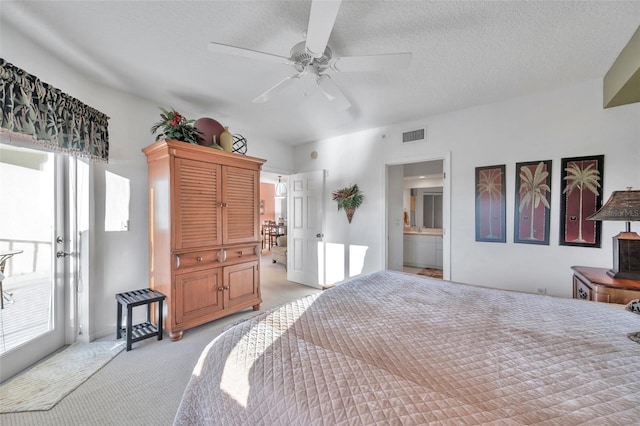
[225,244,260,262]
[175,249,223,270]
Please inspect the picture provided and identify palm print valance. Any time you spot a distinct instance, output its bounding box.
[0,58,109,162]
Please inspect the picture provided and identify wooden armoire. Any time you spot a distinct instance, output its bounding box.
[142,139,266,341]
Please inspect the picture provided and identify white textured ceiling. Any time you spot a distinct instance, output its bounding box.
[2,1,639,145]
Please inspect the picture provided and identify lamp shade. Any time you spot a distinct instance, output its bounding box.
[587,189,640,280]
[587,190,640,221]
[274,176,287,199]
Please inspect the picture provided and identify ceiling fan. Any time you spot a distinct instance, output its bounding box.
[207,0,412,110]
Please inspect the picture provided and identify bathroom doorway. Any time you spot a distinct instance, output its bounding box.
[385,154,451,280]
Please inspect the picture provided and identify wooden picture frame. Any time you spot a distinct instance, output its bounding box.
[475,164,506,243]
[559,155,604,247]
[514,160,552,245]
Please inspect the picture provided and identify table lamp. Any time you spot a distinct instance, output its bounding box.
[587,188,640,279]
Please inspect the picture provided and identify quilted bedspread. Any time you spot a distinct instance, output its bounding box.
[174,270,640,425]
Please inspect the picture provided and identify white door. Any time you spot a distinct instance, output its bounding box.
[287,170,326,288]
[0,143,71,382]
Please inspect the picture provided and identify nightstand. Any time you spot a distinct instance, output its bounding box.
[571,266,640,304]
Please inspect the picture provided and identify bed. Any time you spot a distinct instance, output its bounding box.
[174,270,640,425]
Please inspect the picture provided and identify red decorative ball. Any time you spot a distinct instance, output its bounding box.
[194,117,224,147]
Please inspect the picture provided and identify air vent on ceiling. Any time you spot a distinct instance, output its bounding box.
[402,128,425,143]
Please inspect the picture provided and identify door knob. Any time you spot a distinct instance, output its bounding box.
[316,233,324,238]
[56,251,70,258]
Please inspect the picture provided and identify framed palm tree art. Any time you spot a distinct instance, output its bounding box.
[514,160,552,245]
[475,164,506,242]
[559,155,604,247]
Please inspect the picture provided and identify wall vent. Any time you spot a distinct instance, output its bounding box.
[402,128,425,143]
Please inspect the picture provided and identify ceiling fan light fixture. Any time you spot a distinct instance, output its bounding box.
[207,0,411,107]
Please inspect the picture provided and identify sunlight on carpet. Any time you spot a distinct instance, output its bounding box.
[0,341,125,413]
[417,268,443,279]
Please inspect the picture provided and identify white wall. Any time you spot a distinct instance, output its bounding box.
[294,130,388,281]
[294,79,640,297]
[2,21,294,339]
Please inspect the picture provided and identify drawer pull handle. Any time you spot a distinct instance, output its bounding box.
[578,287,588,299]
[223,286,229,290]
[196,256,203,262]
[218,287,224,292]
[175,255,180,269]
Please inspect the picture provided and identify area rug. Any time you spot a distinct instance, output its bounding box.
[417,268,443,279]
[0,341,125,413]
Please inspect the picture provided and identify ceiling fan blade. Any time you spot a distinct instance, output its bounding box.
[253,73,302,104]
[316,75,351,110]
[305,0,342,58]
[329,52,412,72]
[208,42,292,66]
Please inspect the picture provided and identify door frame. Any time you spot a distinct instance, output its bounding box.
[383,152,451,280]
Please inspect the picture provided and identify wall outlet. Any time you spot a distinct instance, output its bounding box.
[536,288,547,295]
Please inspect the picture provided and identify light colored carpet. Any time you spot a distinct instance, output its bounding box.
[0,341,125,413]
[0,256,320,425]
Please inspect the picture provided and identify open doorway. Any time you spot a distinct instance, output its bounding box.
[259,170,327,289]
[259,172,288,267]
[402,161,444,277]
[385,153,451,281]
[259,173,288,228]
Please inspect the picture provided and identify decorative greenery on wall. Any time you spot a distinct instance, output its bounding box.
[332,184,364,224]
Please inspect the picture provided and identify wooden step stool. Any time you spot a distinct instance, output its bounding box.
[116,288,166,351]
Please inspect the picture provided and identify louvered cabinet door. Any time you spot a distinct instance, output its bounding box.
[174,158,223,249]
[222,166,259,244]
